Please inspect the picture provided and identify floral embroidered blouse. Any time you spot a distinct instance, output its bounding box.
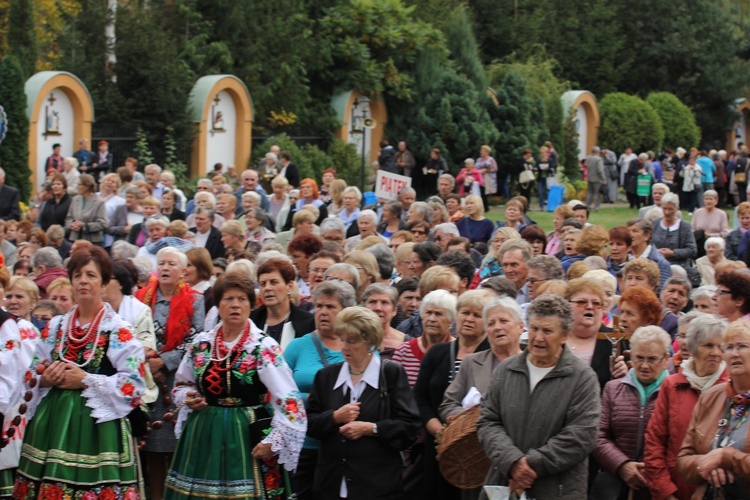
[172,320,307,471]
[26,303,147,423]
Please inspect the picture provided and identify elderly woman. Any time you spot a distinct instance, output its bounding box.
[692,285,718,313]
[46,277,74,314]
[645,314,728,500]
[714,270,750,322]
[135,247,205,499]
[414,289,495,500]
[160,189,185,222]
[64,173,107,244]
[697,237,729,286]
[268,175,290,228]
[408,241,441,280]
[322,262,360,293]
[377,201,405,241]
[127,196,161,247]
[109,186,144,242]
[651,194,697,269]
[545,205,575,255]
[562,224,609,274]
[521,225,547,257]
[626,217,674,290]
[563,278,627,391]
[455,158,483,198]
[276,210,316,252]
[338,186,361,230]
[607,226,632,288]
[619,285,664,336]
[393,289,457,387]
[219,219,249,255]
[318,169,335,203]
[5,276,45,330]
[135,215,172,270]
[363,283,406,359]
[692,189,729,240]
[677,320,750,498]
[456,194,495,245]
[288,234,323,298]
[477,145,498,211]
[14,246,145,499]
[343,250,380,300]
[306,307,420,499]
[477,295,601,499]
[440,297,524,422]
[478,227,521,280]
[185,247,215,313]
[497,198,526,232]
[251,258,315,350]
[593,326,672,499]
[38,173,72,231]
[294,178,328,225]
[97,172,125,250]
[307,250,340,295]
[345,209,383,250]
[186,192,224,229]
[285,280,356,500]
[166,273,306,500]
[62,156,81,195]
[443,194,464,223]
[726,202,750,261]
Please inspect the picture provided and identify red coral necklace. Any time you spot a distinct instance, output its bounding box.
[59,305,106,368]
[204,322,251,396]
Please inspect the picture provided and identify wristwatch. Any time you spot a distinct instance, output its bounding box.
[372,423,378,435]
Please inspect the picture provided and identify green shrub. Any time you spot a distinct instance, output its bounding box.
[645,92,701,150]
[599,93,664,153]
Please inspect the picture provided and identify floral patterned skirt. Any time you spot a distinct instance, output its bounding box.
[165,406,291,500]
[13,388,141,499]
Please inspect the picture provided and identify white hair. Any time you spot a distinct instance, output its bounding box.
[145,215,170,229]
[434,223,460,238]
[704,190,718,199]
[420,289,458,324]
[265,152,278,162]
[583,269,617,291]
[652,183,669,194]
[320,217,346,233]
[156,246,188,267]
[692,285,717,301]
[661,193,680,208]
[483,296,523,325]
[145,164,162,174]
[705,236,725,251]
[0,167,5,178]
[358,209,378,224]
[256,250,292,268]
[343,186,363,202]
[195,191,216,208]
[630,326,671,354]
[226,259,257,284]
[197,178,212,188]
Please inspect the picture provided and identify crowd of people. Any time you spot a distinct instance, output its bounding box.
[1,139,750,500]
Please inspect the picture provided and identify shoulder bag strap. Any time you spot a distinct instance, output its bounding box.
[379,359,390,421]
[311,332,329,367]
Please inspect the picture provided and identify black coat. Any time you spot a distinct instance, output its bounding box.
[249,302,314,340]
[282,162,300,188]
[307,361,420,500]
[378,146,398,174]
[0,184,21,221]
[189,225,225,260]
[126,222,145,246]
[164,208,186,222]
[38,194,72,230]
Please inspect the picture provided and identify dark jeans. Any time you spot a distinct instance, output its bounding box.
[739,182,748,203]
[685,191,698,213]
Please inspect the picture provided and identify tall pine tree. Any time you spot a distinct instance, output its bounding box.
[7,0,37,79]
[0,56,32,201]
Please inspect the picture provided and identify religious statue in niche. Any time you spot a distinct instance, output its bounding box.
[210,93,225,136]
[44,92,61,138]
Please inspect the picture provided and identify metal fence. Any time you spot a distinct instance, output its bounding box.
[91,122,138,168]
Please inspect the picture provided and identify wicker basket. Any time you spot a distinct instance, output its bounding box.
[437,405,491,489]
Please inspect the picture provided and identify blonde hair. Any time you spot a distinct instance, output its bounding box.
[101,172,121,189]
[418,265,459,297]
[141,196,160,208]
[564,277,605,303]
[723,320,750,343]
[292,210,316,227]
[221,220,245,239]
[8,276,39,303]
[567,261,592,280]
[334,306,383,349]
[271,176,289,188]
[536,280,567,296]
[330,179,348,207]
[168,220,188,238]
[356,235,388,251]
[462,194,484,216]
[395,242,416,263]
[343,251,379,286]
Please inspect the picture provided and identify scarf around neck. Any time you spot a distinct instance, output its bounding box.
[135,279,195,352]
[630,368,668,406]
[681,358,727,392]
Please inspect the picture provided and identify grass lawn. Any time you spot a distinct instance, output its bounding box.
[485,203,736,234]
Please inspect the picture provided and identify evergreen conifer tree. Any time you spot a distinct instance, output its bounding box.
[0,56,32,201]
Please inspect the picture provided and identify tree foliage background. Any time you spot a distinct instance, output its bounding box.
[0,0,748,200]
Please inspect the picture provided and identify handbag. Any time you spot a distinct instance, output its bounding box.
[519,169,535,184]
[736,171,746,184]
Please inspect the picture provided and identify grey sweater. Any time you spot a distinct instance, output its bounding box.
[650,219,697,267]
[477,348,600,500]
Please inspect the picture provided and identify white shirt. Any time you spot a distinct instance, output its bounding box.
[333,355,381,498]
[194,229,210,248]
[527,357,554,393]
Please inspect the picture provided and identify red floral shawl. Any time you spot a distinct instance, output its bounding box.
[135,279,195,352]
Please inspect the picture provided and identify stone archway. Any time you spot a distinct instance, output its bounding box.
[561,91,600,160]
[331,90,388,165]
[25,71,94,194]
[188,75,254,178]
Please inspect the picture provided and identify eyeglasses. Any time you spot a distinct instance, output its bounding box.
[569,299,603,309]
[526,278,548,285]
[309,267,329,275]
[411,230,427,235]
[724,343,750,353]
[632,355,665,365]
[716,289,733,296]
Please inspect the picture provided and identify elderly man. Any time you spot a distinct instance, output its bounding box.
[585,146,607,211]
[437,174,455,201]
[189,207,225,260]
[433,222,460,252]
[144,164,165,200]
[0,168,21,221]
[72,138,96,173]
[234,169,269,214]
[395,141,415,177]
[345,210,387,251]
[45,224,72,261]
[31,247,68,298]
[638,183,682,219]
[499,239,533,305]
[660,275,692,316]
[398,187,416,223]
[186,192,224,229]
[185,178,212,216]
[525,255,564,300]
[215,193,237,222]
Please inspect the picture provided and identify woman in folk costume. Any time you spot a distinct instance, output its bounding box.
[13,246,147,499]
[165,273,306,499]
[134,247,204,500]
